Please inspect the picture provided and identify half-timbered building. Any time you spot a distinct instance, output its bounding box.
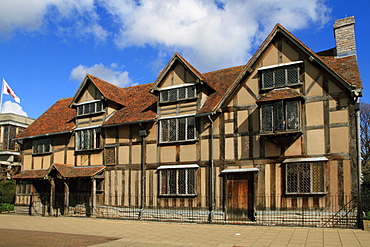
[13,17,362,226]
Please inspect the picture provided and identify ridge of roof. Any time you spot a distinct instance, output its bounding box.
[87,74,127,105]
[151,53,207,92]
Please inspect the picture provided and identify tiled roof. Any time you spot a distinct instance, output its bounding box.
[87,74,127,105]
[257,88,303,103]
[51,163,105,178]
[13,169,48,179]
[199,65,245,113]
[316,48,362,89]
[16,98,75,139]
[103,83,157,126]
[13,164,105,179]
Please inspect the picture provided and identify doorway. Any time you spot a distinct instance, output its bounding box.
[225,172,255,221]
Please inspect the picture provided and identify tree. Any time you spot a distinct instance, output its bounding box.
[361,102,370,196]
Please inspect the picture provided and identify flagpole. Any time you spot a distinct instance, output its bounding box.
[0,79,3,113]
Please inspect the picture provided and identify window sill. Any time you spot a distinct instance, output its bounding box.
[159,194,198,198]
[159,139,198,145]
[284,192,328,197]
[32,152,52,156]
[261,82,303,92]
[260,129,302,136]
[75,148,103,153]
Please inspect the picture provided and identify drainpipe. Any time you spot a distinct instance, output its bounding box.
[354,95,362,228]
[138,128,148,220]
[208,114,215,222]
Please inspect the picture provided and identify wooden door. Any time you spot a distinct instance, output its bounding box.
[226,173,254,221]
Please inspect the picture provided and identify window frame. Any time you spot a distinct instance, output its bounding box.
[159,116,196,143]
[285,161,326,195]
[76,100,104,117]
[260,99,301,133]
[159,84,197,103]
[32,138,52,155]
[259,61,302,90]
[75,127,101,151]
[158,166,198,197]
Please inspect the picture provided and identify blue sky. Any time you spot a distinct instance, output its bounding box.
[0,0,368,119]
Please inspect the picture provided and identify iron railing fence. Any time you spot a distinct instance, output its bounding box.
[15,192,360,228]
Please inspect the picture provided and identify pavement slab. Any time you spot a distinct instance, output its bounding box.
[1,214,370,246]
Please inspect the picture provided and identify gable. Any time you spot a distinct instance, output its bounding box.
[74,81,103,105]
[160,62,197,89]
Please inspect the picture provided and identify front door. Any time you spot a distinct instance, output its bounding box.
[226,173,255,221]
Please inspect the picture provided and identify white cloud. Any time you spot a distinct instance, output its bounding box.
[0,0,331,71]
[70,63,133,87]
[1,101,28,117]
[101,0,331,71]
[0,0,106,41]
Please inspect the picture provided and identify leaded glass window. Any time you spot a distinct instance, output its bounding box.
[32,138,51,154]
[75,128,101,151]
[286,162,325,194]
[261,100,300,133]
[76,100,104,116]
[159,168,197,196]
[261,65,300,89]
[160,117,196,143]
[159,85,197,103]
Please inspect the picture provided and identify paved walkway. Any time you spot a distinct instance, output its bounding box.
[0,214,370,246]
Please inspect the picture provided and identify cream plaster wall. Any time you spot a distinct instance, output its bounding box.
[306,129,325,154]
[180,145,196,162]
[131,145,141,164]
[306,101,324,126]
[118,146,129,165]
[282,41,299,62]
[160,146,176,163]
[330,110,348,124]
[225,137,234,160]
[330,127,349,153]
[284,137,302,156]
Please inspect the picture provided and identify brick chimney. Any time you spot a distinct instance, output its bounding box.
[334,16,356,57]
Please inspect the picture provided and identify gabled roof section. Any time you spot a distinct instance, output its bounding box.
[103,83,158,126]
[16,98,75,139]
[13,164,105,179]
[214,23,362,114]
[198,65,245,114]
[13,169,48,179]
[317,48,362,89]
[69,74,127,107]
[151,53,210,93]
[47,163,105,178]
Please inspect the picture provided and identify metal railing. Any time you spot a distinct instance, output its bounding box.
[14,193,360,228]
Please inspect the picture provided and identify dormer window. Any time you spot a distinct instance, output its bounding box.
[159,85,196,103]
[77,100,104,116]
[259,61,302,90]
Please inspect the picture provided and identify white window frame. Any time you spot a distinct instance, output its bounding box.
[159,116,196,143]
[158,165,198,196]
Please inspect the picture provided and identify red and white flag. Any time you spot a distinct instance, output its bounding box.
[2,79,20,104]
